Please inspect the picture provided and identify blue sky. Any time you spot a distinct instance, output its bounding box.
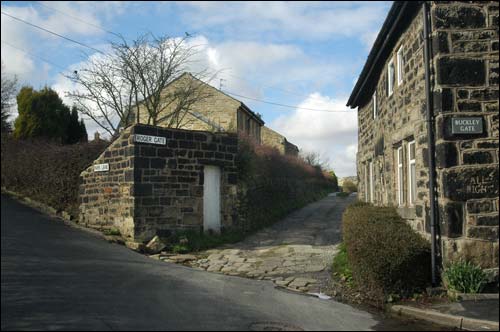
[1,1,392,177]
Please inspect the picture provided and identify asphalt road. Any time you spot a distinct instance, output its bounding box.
[1,194,437,331]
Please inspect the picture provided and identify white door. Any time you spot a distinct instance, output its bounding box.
[203,165,221,233]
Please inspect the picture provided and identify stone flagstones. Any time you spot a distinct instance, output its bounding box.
[153,195,354,294]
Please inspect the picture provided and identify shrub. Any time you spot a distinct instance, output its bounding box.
[336,192,349,198]
[443,260,487,294]
[1,135,107,216]
[342,180,357,193]
[342,202,432,302]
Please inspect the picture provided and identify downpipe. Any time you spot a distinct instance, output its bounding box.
[422,1,439,287]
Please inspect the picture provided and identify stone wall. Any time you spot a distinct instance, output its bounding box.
[79,127,136,238]
[356,1,499,268]
[261,126,299,156]
[79,124,239,243]
[262,126,286,154]
[430,1,499,268]
[357,5,429,233]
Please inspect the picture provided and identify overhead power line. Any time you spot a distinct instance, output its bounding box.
[33,1,122,38]
[1,43,350,114]
[1,39,69,73]
[1,9,352,114]
[5,6,336,108]
[223,90,352,113]
[224,73,325,101]
[1,10,105,54]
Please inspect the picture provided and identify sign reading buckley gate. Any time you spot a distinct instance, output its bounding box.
[451,117,483,134]
[134,134,166,145]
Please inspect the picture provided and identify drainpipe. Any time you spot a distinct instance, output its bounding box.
[423,1,438,287]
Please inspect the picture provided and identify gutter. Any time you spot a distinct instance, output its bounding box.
[422,1,439,286]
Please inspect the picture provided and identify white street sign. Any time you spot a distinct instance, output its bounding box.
[94,163,109,172]
[134,134,166,145]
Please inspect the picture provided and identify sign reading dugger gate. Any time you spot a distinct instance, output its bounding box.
[134,134,166,145]
[451,117,483,134]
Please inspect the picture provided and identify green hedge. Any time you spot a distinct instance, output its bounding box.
[1,135,107,216]
[342,202,432,300]
[239,179,331,232]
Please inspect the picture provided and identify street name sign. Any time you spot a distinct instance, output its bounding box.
[451,117,483,134]
[134,134,166,145]
[94,163,109,172]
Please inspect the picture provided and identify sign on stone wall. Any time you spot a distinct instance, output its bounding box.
[94,163,109,172]
[443,167,498,201]
[134,134,166,145]
[451,117,483,134]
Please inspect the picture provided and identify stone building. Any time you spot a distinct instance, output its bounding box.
[261,126,299,157]
[135,73,264,143]
[79,124,239,242]
[347,1,498,270]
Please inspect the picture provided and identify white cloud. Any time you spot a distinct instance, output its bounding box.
[1,1,127,84]
[177,1,389,46]
[271,93,358,177]
[164,35,319,102]
[182,35,351,102]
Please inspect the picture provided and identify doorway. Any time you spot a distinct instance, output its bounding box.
[203,165,221,233]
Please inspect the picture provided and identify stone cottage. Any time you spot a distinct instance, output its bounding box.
[135,73,264,143]
[347,1,498,272]
[261,126,299,157]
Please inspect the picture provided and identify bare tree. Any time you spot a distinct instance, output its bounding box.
[300,150,330,170]
[65,53,132,137]
[65,33,214,137]
[1,61,18,133]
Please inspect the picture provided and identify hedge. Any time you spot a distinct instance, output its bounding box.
[342,201,432,301]
[1,135,108,217]
[236,136,336,232]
